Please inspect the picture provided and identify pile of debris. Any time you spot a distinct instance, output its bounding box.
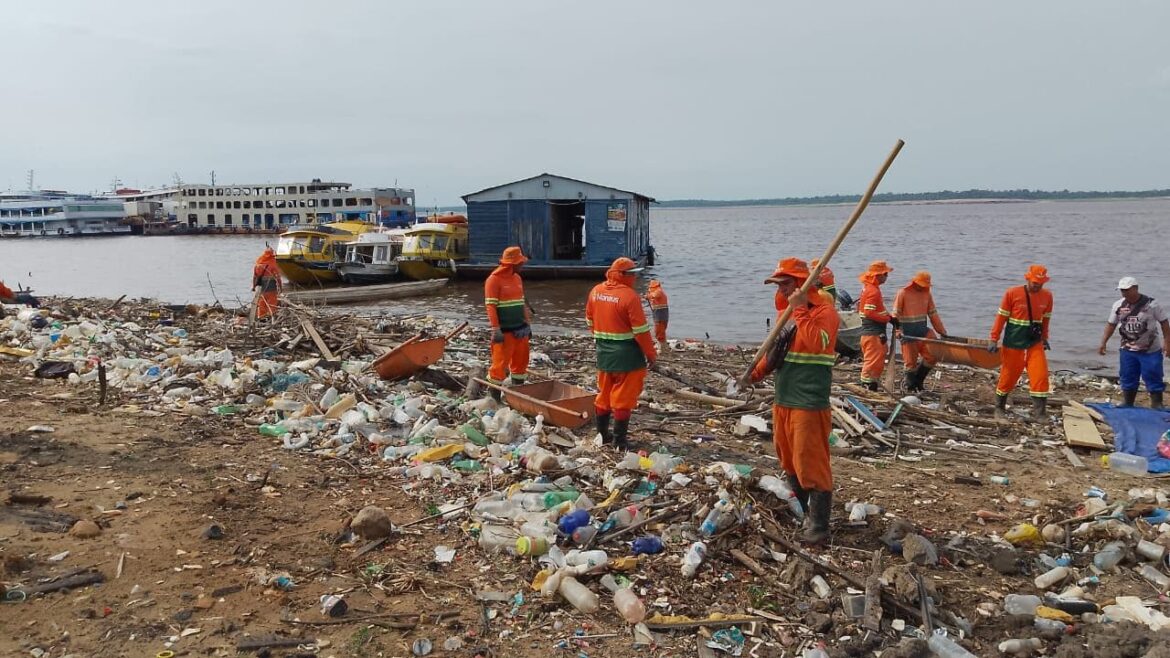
[3,296,1169,658]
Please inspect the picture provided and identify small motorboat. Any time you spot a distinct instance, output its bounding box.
[337,229,407,284]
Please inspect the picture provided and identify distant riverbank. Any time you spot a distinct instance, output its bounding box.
[654,188,1170,209]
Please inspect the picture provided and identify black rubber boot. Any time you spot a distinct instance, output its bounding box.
[994,394,1008,419]
[786,474,810,518]
[1151,391,1164,409]
[613,419,630,451]
[1030,396,1048,420]
[595,412,612,444]
[903,369,918,392]
[1120,390,1137,408]
[914,364,932,391]
[802,490,832,545]
[488,387,502,403]
[863,380,879,392]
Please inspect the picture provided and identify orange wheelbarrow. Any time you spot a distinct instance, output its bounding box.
[371,322,469,380]
[475,378,597,429]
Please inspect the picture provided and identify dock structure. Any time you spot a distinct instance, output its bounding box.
[458,173,654,279]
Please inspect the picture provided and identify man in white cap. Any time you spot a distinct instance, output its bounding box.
[1098,277,1170,408]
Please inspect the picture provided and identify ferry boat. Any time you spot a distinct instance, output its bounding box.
[175,180,415,231]
[337,229,408,284]
[274,220,379,285]
[0,191,129,238]
[397,214,469,281]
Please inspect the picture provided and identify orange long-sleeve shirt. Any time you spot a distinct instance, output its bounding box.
[893,284,946,338]
[859,281,891,335]
[484,265,528,330]
[751,289,838,409]
[0,281,13,301]
[586,274,657,372]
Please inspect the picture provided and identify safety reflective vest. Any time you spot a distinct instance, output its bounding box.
[484,266,528,331]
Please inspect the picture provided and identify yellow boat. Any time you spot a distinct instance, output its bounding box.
[274,220,378,285]
[397,215,469,280]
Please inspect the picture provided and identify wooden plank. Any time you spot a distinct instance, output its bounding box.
[301,320,336,361]
[845,395,886,431]
[1063,406,1106,450]
[831,407,866,437]
[1068,400,1105,423]
[1061,446,1086,469]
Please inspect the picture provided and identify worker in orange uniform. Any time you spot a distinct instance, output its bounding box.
[989,265,1054,419]
[857,260,897,390]
[484,247,531,400]
[644,279,669,345]
[586,257,657,449]
[893,271,948,392]
[0,281,15,303]
[810,258,837,303]
[749,258,839,544]
[251,248,282,320]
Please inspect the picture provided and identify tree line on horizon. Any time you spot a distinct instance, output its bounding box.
[654,188,1170,208]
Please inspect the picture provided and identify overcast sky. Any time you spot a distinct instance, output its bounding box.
[2,1,1168,205]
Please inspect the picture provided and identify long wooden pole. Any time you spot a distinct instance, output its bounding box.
[737,140,905,387]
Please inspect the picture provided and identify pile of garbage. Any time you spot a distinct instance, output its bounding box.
[4,296,1170,657]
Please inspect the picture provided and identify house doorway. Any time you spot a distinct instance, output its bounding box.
[549,201,585,260]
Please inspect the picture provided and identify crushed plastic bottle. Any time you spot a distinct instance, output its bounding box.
[1092,541,1127,571]
[700,499,733,536]
[1003,594,1041,616]
[998,638,1043,654]
[927,630,977,658]
[756,475,804,519]
[258,423,290,437]
[680,541,707,578]
[631,536,664,555]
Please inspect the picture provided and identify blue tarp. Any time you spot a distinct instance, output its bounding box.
[1086,403,1170,474]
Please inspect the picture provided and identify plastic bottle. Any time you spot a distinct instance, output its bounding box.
[1092,541,1127,571]
[525,447,559,474]
[459,424,489,446]
[601,505,640,531]
[631,536,664,555]
[757,475,805,519]
[557,509,591,536]
[324,394,356,419]
[1107,452,1148,476]
[542,490,580,509]
[990,475,1010,485]
[1002,594,1041,616]
[450,459,482,472]
[1034,566,1070,590]
[319,386,340,409]
[927,630,977,658]
[516,535,549,556]
[600,574,646,623]
[680,541,707,578]
[700,499,732,536]
[557,576,599,613]
[571,525,598,546]
[1033,617,1068,638]
[1137,565,1170,590]
[998,638,1043,654]
[478,525,516,553]
[565,549,609,572]
[258,423,290,436]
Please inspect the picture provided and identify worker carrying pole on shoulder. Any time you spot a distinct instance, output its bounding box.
[810,258,837,303]
[252,248,282,320]
[892,271,948,392]
[643,279,669,345]
[748,257,839,545]
[586,257,657,450]
[857,260,897,390]
[484,246,532,400]
[989,264,1054,419]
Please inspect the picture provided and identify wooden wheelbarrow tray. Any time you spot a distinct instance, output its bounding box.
[371,322,468,380]
[475,378,596,429]
[903,335,1001,370]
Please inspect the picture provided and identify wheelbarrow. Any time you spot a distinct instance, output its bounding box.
[902,334,1001,370]
[474,378,596,429]
[371,321,469,380]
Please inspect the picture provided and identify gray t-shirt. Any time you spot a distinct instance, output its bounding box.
[1108,295,1168,353]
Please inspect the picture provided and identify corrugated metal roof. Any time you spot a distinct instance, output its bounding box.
[461,173,655,203]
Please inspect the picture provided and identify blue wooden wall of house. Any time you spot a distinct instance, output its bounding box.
[467,197,650,265]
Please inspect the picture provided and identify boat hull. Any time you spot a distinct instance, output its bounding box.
[284,279,446,305]
[276,259,339,285]
[338,263,399,285]
[398,259,458,281]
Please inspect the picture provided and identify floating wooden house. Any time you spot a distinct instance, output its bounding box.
[457,173,654,278]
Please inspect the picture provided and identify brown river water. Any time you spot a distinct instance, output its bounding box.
[3,198,1168,370]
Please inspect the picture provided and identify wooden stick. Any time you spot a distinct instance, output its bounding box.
[739,139,905,386]
[862,549,883,632]
[301,319,336,361]
[474,378,588,420]
[672,389,744,408]
[15,570,105,596]
[729,549,767,576]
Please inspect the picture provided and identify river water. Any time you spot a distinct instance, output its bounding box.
[3,198,1168,370]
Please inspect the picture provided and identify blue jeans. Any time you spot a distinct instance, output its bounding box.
[1119,349,1166,392]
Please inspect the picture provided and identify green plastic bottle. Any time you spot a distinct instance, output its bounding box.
[451,459,483,472]
[459,424,489,447]
[213,405,239,415]
[258,423,290,436]
[542,489,580,509]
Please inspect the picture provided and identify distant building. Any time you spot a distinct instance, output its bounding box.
[459,173,653,278]
[175,180,415,230]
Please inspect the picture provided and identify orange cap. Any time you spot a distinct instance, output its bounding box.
[608,257,643,275]
[912,271,932,288]
[499,246,528,266]
[648,280,662,289]
[764,257,810,284]
[866,260,893,275]
[1025,264,1050,284]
